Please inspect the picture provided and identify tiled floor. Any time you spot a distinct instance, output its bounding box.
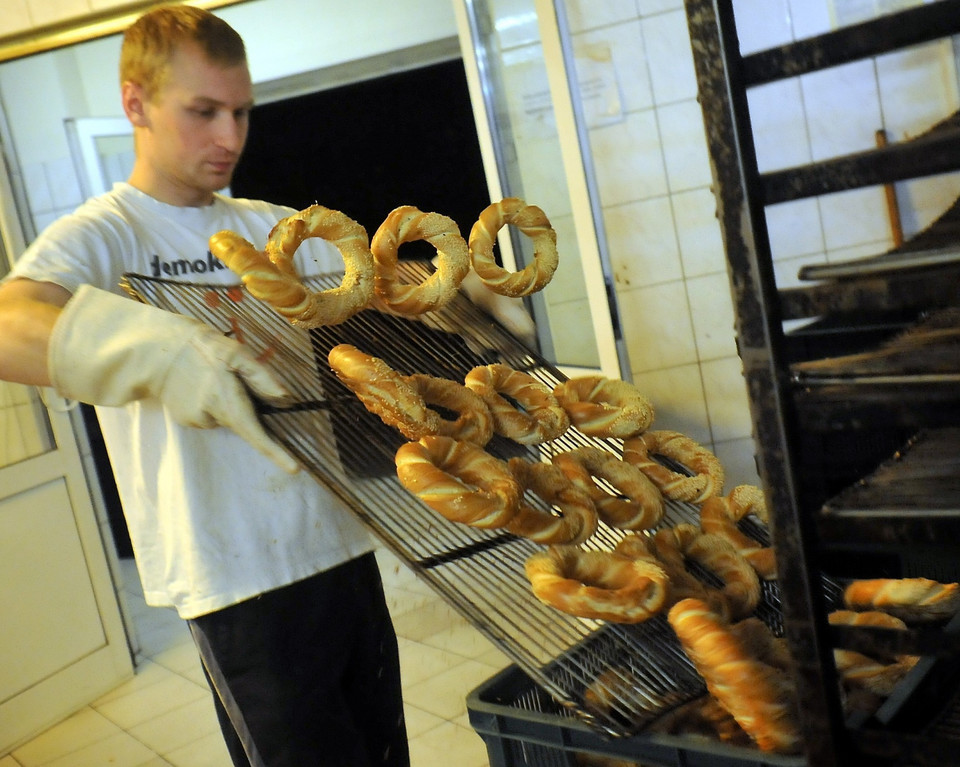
[3,547,506,767]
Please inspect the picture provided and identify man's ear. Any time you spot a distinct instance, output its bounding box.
[122,81,149,127]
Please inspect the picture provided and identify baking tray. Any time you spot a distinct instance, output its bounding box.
[122,261,828,741]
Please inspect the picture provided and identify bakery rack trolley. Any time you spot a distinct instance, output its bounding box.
[684,1,960,765]
[125,261,827,767]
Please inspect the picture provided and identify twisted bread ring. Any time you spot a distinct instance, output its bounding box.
[828,610,919,696]
[260,205,374,326]
[654,524,760,620]
[668,598,801,754]
[209,231,313,318]
[505,458,598,545]
[370,205,470,314]
[327,344,440,440]
[403,373,493,446]
[395,435,520,528]
[553,375,655,439]
[464,364,569,444]
[622,430,724,502]
[699,485,777,580]
[468,197,559,296]
[552,447,663,530]
[525,546,668,623]
[617,532,731,621]
[843,577,960,622]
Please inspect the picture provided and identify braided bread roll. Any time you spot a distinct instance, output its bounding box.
[553,447,663,531]
[553,375,654,439]
[828,610,919,696]
[395,435,519,529]
[699,485,777,580]
[263,204,375,326]
[403,373,493,446]
[505,458,598,545]
[371,205,470,314]
[623,430,724,502]
[327,344,440,440]
[843,577,960,623]
[468,197,559,296]
[655,524,760,620]
[617,532,731,620]
[668,598,801,754]
[464,364,569,444]
[209,231,311,317]
[525,546,668,623]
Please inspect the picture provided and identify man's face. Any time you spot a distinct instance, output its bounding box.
[135,42,253,206]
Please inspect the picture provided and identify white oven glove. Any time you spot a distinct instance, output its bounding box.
[457,267,538,348]
[48,284,300,474]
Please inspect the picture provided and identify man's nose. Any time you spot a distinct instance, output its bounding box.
[215,114,246,152]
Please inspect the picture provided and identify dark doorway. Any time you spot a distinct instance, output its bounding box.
[231,57,491,244]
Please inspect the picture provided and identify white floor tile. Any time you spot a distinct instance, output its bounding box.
[40,731,158,767]
[10,707,124,767]
[408,720,489,767]
[9,549,502,767]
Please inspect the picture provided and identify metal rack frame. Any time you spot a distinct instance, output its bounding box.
[684,1,960,764]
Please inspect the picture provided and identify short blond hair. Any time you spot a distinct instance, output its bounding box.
[120,5,246,99]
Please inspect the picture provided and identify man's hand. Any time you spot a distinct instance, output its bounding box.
[48,284,299,473]
[458,268,538,348]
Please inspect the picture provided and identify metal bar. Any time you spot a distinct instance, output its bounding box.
[740,0,960,86]
[760,128,960,205]
[684,1,848,763]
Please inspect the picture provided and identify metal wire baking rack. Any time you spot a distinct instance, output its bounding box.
[122,260,838,741]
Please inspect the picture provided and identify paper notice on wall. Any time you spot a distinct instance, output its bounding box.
[574,42,625,129]
[503,41,624,142]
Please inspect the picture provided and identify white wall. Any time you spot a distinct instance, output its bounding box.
[551,0,960,488]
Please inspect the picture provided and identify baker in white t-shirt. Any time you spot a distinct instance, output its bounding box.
[0,6,533,767]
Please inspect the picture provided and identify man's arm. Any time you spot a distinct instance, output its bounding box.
[0,277,71,386]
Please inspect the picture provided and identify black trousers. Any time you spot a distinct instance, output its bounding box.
[186,552,409,767]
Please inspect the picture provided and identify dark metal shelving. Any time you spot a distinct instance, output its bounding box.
[685,0,960,764]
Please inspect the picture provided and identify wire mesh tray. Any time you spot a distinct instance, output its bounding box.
[122,260,826,739]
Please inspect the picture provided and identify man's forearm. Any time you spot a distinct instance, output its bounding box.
[0,280,70,387]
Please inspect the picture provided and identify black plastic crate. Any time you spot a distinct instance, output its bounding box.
[468,666,805,767]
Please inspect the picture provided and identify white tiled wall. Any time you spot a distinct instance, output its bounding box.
[560,0,960,490]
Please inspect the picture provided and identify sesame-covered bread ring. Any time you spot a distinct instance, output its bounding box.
[505,458,599,545]
[259,204,374,326]
[209,231,311,317]
[327,344,440,440]
[371,205,470,314]
[468,197,559,296]
[552,376,655,439]
[552,446,663,531]
[525,546,669,623]
[395,435,519,529]
[622,430,724,502]
[464,364,569,444]
[616,532,732,621]
[655,524,760,620]
[403,373,493,447]
[699,485,777,580]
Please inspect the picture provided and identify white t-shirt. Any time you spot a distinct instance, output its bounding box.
[11,183,373,619]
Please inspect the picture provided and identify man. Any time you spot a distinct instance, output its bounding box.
[0,6,485,766]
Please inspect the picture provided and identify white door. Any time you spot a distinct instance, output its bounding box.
[453,0,629,380]
[0,145,133,754]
